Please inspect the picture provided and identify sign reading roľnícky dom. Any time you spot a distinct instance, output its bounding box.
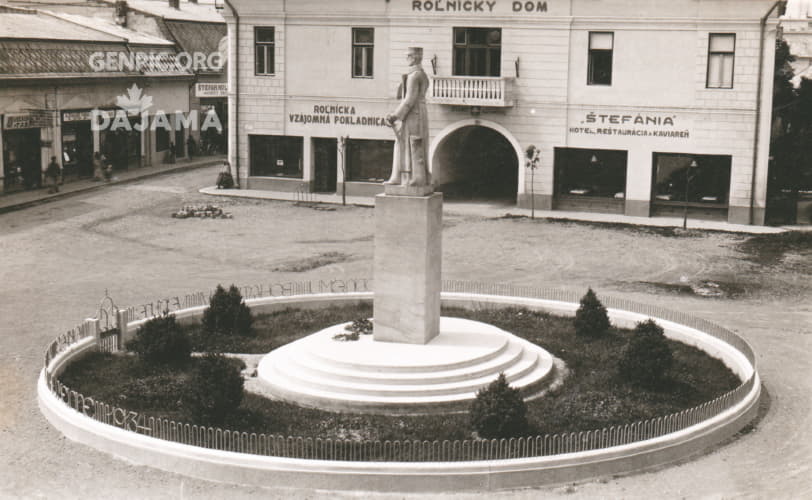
[409,1,550,13]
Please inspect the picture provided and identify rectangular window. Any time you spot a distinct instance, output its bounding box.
[249,135,303,178]
[588,32,613,86]
[255,27,275,76]
[652,153,731,205]
[156,126,170,152]
[706,34,735,89]
[453,27,501,77]
[346,138,394,182]
[352,28,374,78]
[554,147,627,199]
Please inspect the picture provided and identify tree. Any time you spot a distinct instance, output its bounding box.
[767,39,812,223]
[619,319,673,389]
[574,288,611,338]
[183,353,244,424]
[469,373,528,439]
[125,313,191,367]
[202,284,254,337]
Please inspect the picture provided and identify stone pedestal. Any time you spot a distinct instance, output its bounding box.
[373,192,442,344]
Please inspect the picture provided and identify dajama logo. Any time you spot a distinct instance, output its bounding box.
[115,84,153,114]
[92,83,222,133]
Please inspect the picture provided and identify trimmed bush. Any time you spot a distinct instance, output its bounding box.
[469,373,528,439]
[574,288,610,338]
[202,284,254,338]
[125,313,191,367]
[183,353,244,424]
[619,319,674,388]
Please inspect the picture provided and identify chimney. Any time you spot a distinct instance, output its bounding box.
[114,0,127,26]
[168,0,179,9]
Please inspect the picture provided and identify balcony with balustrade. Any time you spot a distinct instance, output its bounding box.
[428,76,516,107]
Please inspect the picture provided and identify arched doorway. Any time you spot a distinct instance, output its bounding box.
[431,124,520,201]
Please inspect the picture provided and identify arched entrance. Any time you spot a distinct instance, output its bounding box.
[430,121,520,201]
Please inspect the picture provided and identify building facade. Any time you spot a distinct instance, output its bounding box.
[223,0,780,224]
[0,6,199,192]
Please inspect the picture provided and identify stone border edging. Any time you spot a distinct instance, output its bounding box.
[38,291,761,492]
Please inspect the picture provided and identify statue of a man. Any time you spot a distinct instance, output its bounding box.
[385,47,431,188]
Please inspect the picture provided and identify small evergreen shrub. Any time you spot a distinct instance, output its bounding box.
[574,288,611,338]
[202,284,254,338]
[183,353,244,424]
[469,373,528,439]
[619,319,674,388]
[125,313,191,367]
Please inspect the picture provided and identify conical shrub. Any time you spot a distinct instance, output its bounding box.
[574,288,610,338]
[202,284,254,337]
[619,319,674,388]
[469,373,528,439]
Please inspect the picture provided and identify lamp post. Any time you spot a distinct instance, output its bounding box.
[338,135,348,206]
[682,159,699,230]
[525,145,540,219]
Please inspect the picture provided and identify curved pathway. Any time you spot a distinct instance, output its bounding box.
[0,166,809,499]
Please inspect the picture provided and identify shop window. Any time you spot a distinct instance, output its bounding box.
[61,121,93,178]
[250,135,303,178]
[453,27,501,77]
[156,125,170,152]
[588,32,613,86]
[352,28,374,78]
[255,27,275,76]
[706,34,735,89]
[652,153,731,205]
[346,139,393,182]
[554,147,627,198]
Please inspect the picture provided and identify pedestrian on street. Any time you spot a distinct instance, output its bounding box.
[103,153,113,182]
[186,135,196,159]
[45,156,61,193]
[216,160,234,189]
[92,152,103,181]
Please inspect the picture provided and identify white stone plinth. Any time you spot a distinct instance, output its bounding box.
[254,317,557,414]
[373,192,442,344]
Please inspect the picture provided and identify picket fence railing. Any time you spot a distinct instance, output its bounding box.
[44,279,758,462]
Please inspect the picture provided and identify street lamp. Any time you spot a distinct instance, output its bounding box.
[525,145,540,219]
[683,159,699,229]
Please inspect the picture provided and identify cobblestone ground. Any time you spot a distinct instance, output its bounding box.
[1,165,809,499]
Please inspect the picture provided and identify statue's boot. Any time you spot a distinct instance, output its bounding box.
[384,172,401,185]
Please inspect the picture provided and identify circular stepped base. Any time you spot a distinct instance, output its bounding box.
[256,317,556,414]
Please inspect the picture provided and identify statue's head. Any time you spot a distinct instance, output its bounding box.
[407,47,423,65]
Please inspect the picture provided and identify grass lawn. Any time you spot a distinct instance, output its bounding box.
[60,304,741,441]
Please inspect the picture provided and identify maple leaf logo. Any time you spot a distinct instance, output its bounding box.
[115,84,153,113]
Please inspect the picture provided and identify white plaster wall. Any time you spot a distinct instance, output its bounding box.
[226,0,777,219]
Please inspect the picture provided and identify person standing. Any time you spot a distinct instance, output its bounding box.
[45,156,61,193]
[92,152,103,181]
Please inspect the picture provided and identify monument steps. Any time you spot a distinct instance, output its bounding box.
[304,324,511,374]
[254,351,556,415]
[255,318,557,414]
[282,338,526,385]
[262,346,539,397]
